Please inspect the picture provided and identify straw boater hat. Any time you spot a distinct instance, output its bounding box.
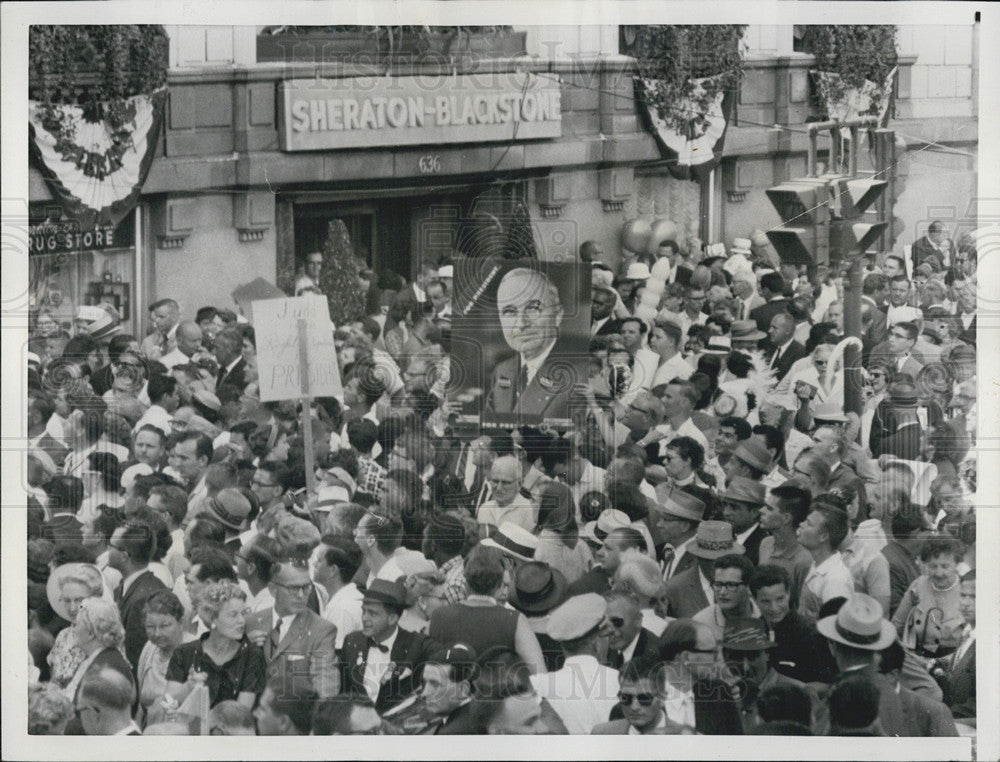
[718,476,766,507]
[731,238,753,256]
[702,336,732,356]
[481,522,539,563]
[582,509,632,545]
[653,484,706,522]
[817,593,897,651]
[685,520,745,560]
[508,562,569,616]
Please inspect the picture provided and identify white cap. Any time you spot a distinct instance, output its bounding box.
[625,262,651,280]
[437,265,454,278]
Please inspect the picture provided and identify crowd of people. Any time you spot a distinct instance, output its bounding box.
[24,222,978,738]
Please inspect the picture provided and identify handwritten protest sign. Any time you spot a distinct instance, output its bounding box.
[252,294,343,402]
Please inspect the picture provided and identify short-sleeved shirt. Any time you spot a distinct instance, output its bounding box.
[798,552,855,627]
[166,634,267,708]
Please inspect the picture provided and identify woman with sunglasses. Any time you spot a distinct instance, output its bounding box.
[163,581,266,712]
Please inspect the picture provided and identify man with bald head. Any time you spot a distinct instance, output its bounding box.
[159,320,203,370]
[486,267,575,420]
[766,313,806,381]
[141,298,181,361]
[476,454,537,538]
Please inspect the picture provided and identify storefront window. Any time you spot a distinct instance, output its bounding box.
[28,209,136,339]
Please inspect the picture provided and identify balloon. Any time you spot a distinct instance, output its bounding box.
[650,258,673,280]
[647,219,679,254]
[622,219,653,255]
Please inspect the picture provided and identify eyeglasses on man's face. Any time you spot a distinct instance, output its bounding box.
[618,691,657,707]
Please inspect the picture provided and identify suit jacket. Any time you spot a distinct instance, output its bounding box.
[248,608,339,698]
[911,236,953,270]
[216,357,248,391]
[879,422,923,462]
[567,567,612,597]
[693,679,744,735]
[827,463,867,514]
[609,627,661,669]
[945,642,975,719]
[861,306,889,361]
[592,317,621,337]
[881,540,921,619]
[749,298,790,335]
[664,565,710,619]
[340,626,439,714]
[485,350,576,421]
[117,569,167,669]
[740,525,767,567]
[591,718,633,734]
[89,364,115,396]
[768,341,807,382]
[41,514,84,546]
[956,313,976,347]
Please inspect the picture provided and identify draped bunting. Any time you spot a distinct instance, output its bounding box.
[637,74,736,182]
[28,87,166,230]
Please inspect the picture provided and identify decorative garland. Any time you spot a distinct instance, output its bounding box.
[28,25,169,227]
[624,25,746,136]
[798,25,898,120]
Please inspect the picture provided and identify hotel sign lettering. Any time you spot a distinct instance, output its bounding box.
[279,74,562,151]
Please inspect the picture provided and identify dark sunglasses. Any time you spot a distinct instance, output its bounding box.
[618,691,657,707]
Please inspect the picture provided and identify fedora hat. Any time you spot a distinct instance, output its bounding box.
[653,484,705,522]
[731,439,772,473]
[508,562,569,616]
[685,520,745,559]
[481,522,539,563]
[723,618,776,652]
[207,488,253,531]
[817,593,896,651]
[730,320,766,342]
[583,509,631,545]
[718,476,766,506]
[47,563,111,621]
[363,579,408,611]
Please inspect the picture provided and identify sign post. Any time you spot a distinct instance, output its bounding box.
[297,318,316,495]
[253,294,343,496]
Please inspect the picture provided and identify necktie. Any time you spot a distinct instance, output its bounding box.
[661,547,676,580]
[519,364,529,398]
[770,347,781,370]
[609,650,624,670]
[368,637,389,654]
[269,619,283,657]
[159,334,169,356]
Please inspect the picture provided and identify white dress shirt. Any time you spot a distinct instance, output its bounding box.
[363,627,399,703]
[530,655,619,735]
[322,582,364,650]
[663,682,697,728]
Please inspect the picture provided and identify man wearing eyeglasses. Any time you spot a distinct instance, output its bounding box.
[486,267,574,421]
[693,554,762,642]
[247,559,339,698]
[592,654,693,735]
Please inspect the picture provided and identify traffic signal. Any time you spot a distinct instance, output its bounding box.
[765,179,831,267]
[828,175,888,262]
